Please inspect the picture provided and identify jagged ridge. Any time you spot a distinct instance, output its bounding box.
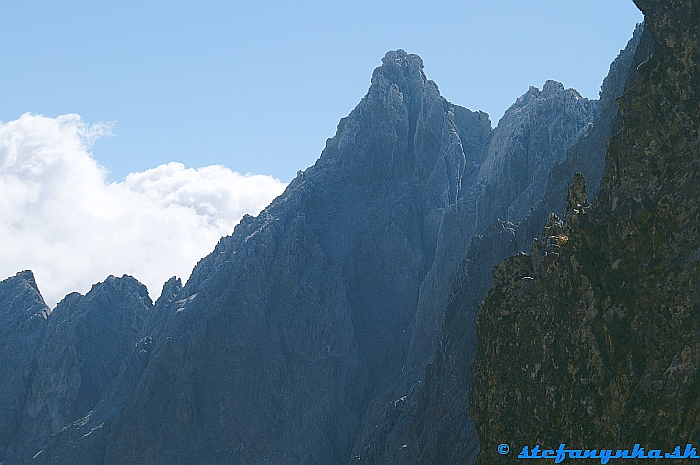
[470,0,700,463]
[3,48,598,464]
[347,22,644,465]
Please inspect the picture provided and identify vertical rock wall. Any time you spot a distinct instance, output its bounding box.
[471,1,700,463]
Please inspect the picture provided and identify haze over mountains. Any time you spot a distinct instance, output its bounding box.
[2,1,695,463]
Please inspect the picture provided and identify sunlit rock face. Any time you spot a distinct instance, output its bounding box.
[2,48,598,464]
[471,0,700,463]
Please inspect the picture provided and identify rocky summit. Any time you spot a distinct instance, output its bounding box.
[471,0,700,463]
[0,273,153,463]
[0,271,49,463]
[349,22,645,465]
[0,18,657,465]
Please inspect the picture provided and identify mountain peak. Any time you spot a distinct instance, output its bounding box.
[542,79,565,95]
[0,270,49,320]
[12,270,41,294]
[370,49,427,101]
[380,49,424,73]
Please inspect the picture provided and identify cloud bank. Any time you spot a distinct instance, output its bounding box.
[0,113,287,307]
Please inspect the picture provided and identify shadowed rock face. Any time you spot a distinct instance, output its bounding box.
[474,81,597,228]
[347,27,644,465]
[1,275,153,463]
[0,271,49,462]
[22,276,152,436]
[2,49,600,463]
[516,23,650,252]
[403,78,597,380]
[5,49,496,465]
[471,0,700,463]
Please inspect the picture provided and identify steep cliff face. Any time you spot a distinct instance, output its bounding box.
[350,219,518,465]
[11,50,493,465]
[405,80,597,377]
[22,277,151,435]
[516,23,650,251]
[340,73,597,464]
[475,80,597,228]
[471,0,700,463]
[0,271,49,462]
[2,50,599,465]
[2,275,153,463]
[348,28,643,465]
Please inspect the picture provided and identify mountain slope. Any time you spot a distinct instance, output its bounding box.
[9,50,491,465]
[348,23,644,465]
[0,271,49,463]
[4,51,596,465]
[0,274,152,463]
[471,0,700,462]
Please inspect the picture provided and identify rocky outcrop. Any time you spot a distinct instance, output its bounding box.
[7,50,494,465]
[348,26,643,465]
[8,32,660,465]
[516,23,650,251]
[474,80,596,228]
[2,49,599,464]
[23,276,151,435]
[405,79,596,376]
[471,0,700,463]
[2,275,153,462]
[345,75,598,465]
[0,271,49,462]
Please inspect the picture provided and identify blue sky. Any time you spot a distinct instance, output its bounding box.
[1,1,643,183]
[0,1,643,304]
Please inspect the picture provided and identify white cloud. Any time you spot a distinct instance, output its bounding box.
[0,113,287,308]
